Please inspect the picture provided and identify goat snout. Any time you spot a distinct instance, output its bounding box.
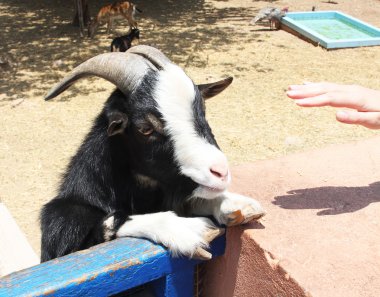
[210,164,229,181]
[187,149,231,199]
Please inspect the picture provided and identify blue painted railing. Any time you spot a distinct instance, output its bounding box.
[0,235,225,297]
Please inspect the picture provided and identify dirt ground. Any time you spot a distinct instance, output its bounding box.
[0,0,379,257]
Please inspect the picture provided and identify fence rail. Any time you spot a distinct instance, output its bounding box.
[0,235,225,297]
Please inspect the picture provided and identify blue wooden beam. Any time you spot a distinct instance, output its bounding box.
[0,235,225,297]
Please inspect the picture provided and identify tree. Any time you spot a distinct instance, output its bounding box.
[72,0,90,37]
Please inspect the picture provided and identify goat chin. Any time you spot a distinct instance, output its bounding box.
[192,186,227,200]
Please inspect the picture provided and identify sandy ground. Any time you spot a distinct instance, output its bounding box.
[0,0,379,256]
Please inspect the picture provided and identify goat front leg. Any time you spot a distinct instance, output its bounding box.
[189,191,265,226]
[41,199,110,262]
[106,19,112,34]
[114,211,224,260]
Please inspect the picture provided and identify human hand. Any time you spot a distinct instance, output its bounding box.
[286,82,380,129]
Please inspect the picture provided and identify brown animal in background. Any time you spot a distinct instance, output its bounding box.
[88,1,141,38]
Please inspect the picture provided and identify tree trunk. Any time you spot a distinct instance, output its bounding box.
[72,0,90,27]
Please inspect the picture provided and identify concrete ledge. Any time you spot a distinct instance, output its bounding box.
[203,136,380,297]
[0,203,39,277]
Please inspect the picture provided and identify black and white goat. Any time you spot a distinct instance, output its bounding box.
[41,45,265,262]
[111,28,140,52]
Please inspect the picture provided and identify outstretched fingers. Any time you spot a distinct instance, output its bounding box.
[287,82,380,112]
[287,82,338,99]
[288,83,362,109]
[336,110,380,129]
[289,92,368,110]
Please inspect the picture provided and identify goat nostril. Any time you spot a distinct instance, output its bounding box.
[210,165,228,180]
[210,169,222,178]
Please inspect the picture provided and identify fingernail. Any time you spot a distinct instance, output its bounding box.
[336,110,348,120]
[288,85,299,90]
[286,90,297,96]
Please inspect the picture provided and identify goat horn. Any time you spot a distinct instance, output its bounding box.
[45,45,171,100]
[127,45,170,70]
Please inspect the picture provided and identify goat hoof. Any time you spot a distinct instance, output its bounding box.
[192,226,224,260]
[219,193,266,226]
[226,207,265,226]
[203,227,225,242]
[193,247,212,260]
[226,209,245,225]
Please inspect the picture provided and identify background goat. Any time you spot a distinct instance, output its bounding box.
[41,45,265,262]
[110,28,140,52]
[88,0,141,38]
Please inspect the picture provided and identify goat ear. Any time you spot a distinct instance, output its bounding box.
[107,112,128,136]
[197,77,233,100]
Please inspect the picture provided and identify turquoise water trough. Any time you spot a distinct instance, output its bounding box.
[282,11,380,49]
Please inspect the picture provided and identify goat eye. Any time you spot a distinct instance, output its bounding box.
[138,126,154,136]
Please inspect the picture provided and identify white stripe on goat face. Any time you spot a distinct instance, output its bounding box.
[154,64,230,199]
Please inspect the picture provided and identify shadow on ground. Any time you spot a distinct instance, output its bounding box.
[0,0,264,101]
[273,181,380,215]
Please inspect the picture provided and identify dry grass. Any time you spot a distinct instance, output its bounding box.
[0,0,379,255]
